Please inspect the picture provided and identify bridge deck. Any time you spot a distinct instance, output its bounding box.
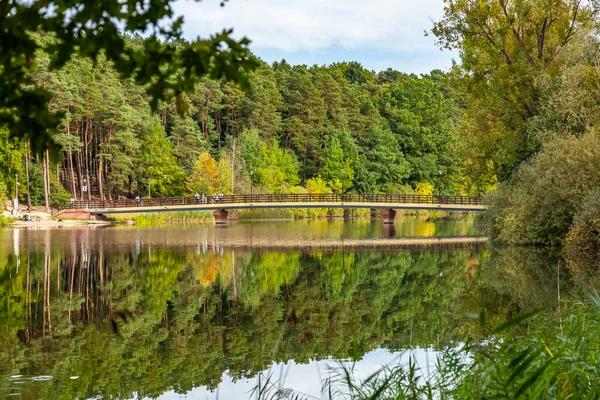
[90,201,485,214]
[53,194,486,215]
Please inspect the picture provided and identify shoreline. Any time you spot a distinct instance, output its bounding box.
[3,213,476,228]
[200,236,489,250]
[7,219,123,227]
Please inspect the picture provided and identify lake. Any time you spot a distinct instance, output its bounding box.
[0,217,589,399]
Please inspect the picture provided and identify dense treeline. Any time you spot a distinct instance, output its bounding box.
[430,0,600,246]
[0,36,461,211]
[4,0,600,246]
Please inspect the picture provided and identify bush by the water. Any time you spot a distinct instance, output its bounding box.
[116,211,214,225]
[0,215,15,226]
[566,190,600,250]
[484,131,600,245]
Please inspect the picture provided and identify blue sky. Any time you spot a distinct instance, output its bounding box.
[173,0,457,74]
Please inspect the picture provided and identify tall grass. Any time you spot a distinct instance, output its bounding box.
[107,209,476,225]
[252,295,600,399]
[237,208,296,220]
[110,211,214,225]
[236,208,373,220]
[0,215,15,226]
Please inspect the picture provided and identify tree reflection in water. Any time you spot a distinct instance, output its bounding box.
[0,227,595,399]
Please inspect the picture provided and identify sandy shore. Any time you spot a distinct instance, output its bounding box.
[8,219,118,227]
[2,208,120,227]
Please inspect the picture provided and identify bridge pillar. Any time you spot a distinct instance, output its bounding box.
[381,209,396,224]
[382,223,396,238]
[213,209,229,223]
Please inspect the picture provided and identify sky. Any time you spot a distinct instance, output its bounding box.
[153,348,440,399]
[173,0,457,74]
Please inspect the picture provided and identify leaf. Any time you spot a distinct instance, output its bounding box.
[491,309,543,334]
[507,349,539,386]
[514,358,553,398]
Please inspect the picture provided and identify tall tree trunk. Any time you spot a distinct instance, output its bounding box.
[43,230,52,335]
[67,121,78,200]
[98,158,105,202]
[25,148,31,211]
[69,147,77,200]
[85,117,92,203]
[231,136,235,194]
[77,151,84,200]
[106,159,112,201]
[43,149,50,213]
[215,109,222,150]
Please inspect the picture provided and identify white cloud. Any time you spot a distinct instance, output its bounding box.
[174,0,446,53]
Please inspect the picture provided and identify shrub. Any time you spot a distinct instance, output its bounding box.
[415,182,434,195]
[27,163,71,206]
[566,190,600,250]
[485,131,600,245]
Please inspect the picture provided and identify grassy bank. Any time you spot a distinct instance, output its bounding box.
[106,209,475,225]
[0,215,16,226]
[237,207,374,220]
[234,208,468,220]
[108,210,214,225]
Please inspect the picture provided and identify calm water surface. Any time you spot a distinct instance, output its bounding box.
[0,218,589,399]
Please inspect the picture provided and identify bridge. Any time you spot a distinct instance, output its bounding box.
[53,193,485,223]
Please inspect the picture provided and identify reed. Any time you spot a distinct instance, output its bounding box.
[252,295,600,399]
[111,211,214,225]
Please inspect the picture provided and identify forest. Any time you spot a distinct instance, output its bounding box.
[0,34,459,212]
[3,0,600,246]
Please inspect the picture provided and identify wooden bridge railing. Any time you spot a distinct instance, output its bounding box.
[53,194,484,214]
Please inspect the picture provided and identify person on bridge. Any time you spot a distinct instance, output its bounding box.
[194,193,200,204]
[135,195,140,205]
[202,194,207,204]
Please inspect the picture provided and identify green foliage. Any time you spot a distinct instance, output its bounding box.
[380,73,457,192]
[1,1,257,157]
[319,135,354,193]
[170,116,206,172]
[5,32,470,206]
[26,162,70,205]
[3,224,600,398]
[451,299,600,398]
[431,0,597,183]
[0,216,16,226]
[0,129,25,202]
[117,211,215,225]
[239,128,300,193]
[138,120,186,196]
[101,131,141,197]
[239,127,263,177]
[565,190,600,250]
[485,131,600,245]
[26,164,46,206]
[255,141,300,193]
[289,177,340,217]
[256,298,600,399]
[186,152,221,195]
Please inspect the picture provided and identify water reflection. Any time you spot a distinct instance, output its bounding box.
[0,223,596,399]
